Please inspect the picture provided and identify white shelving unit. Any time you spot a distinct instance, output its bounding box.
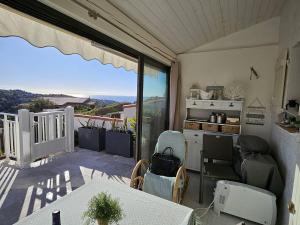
[183,99,244,172]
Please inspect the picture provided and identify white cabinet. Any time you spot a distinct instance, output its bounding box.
[221,101,243,111]
[201,100,223,110]
[186,140,201,171]
[186,99,243,111]
[183,129,203,171]
[183,129,204,143]
[183,99,243,172]
[183,129,239,171]
[186,99,202,108]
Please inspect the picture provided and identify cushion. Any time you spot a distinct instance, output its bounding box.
[143,171,175,201]
[155,130,186,163]
[238,135,270,154]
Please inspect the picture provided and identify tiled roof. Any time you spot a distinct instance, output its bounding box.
[42,97,89,106]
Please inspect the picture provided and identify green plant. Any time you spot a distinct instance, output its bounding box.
[120,117,128,133]
[83,192,124,225]
[79,119,97,129]
[110,119,117,131]
[27,99,55,112]
[109,118,132,134]
[128,117,136,139]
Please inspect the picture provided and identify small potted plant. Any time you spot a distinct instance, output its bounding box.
[106,118,133,157]
[83,192,123,225]
[78,119,106,151]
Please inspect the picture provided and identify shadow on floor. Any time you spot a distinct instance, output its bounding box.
[0,148,135,225]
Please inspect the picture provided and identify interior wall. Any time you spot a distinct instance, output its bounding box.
[271,0,300,224]
[178,19,279,142]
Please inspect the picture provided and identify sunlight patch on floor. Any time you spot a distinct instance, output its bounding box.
[0,166,19,208]
[19,185,34,219]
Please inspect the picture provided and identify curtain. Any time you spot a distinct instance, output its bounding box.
[169,61,181,131]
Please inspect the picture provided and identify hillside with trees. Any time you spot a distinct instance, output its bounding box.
[0,89,42,113]
[0,89,129,117]
[0,89,73,113]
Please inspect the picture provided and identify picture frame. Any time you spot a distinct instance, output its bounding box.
[189,89,200,100]
[206,86,224,100]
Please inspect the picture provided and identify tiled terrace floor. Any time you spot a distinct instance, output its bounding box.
[0,148,257,225]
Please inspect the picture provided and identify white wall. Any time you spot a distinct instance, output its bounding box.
[270,0,300,224]
[178,19,279,142]
[122,106,136,119]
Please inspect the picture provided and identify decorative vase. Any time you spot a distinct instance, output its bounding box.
[97,219,108,225]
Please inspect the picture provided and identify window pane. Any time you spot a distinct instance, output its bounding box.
[141,63,168,160]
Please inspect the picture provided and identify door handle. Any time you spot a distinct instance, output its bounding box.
[210,102,214,106]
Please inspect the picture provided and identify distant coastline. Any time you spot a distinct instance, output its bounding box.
[91,95,136,103]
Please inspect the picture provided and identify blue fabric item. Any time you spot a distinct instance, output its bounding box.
[155,130,186,163]
[143,171,175,201]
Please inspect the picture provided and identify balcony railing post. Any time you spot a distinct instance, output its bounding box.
[17,109,31,168]
[3,114,10,162]
[65,106,74,152]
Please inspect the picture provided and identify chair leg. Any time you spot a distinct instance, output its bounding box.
[173,166,186,203]
[181,168,189,201]
[199,154,204,203]
[130,159,149,189]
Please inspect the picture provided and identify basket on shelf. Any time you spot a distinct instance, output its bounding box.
[184,121,200,130]
[221,125,240,134]
[202,123,218,132]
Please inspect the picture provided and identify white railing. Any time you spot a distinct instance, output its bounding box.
[0,113,20,158]
[31,111,66,144]
[30,108,74,161]
[0,107,74,167]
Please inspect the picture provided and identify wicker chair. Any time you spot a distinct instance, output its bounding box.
[130,130,189,203]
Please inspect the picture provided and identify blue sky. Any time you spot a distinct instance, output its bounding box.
[0,36,167,98]
[0,37,139,97]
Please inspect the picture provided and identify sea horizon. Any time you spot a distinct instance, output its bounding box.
[91,95,136,103]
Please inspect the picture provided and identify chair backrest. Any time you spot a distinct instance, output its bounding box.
[154,130,186,163]
[203,134,233,161]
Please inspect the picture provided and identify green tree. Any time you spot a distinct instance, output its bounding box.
[27,99,55,112]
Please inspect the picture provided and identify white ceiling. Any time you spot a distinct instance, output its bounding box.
[108,0,286,54]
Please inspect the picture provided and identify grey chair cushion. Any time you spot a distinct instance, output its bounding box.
[238,135,270,154]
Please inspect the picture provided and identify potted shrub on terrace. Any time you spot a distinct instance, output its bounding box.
[78,119,106,151]
[83,192,123,225]
[106,118,133,157]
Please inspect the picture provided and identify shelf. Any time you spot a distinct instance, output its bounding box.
[183,128,240,136]
[185,119,241,127]
[186,99,243,111]
[185,98,243,103]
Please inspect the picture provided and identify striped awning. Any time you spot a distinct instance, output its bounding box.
[0,5,139,73]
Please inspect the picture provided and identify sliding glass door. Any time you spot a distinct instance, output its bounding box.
[139,61,169,160]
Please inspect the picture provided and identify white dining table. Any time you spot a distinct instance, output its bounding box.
[14,179,194,225]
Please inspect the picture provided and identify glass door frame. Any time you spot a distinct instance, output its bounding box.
[2,0,171,162]
[136,55,170,161]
